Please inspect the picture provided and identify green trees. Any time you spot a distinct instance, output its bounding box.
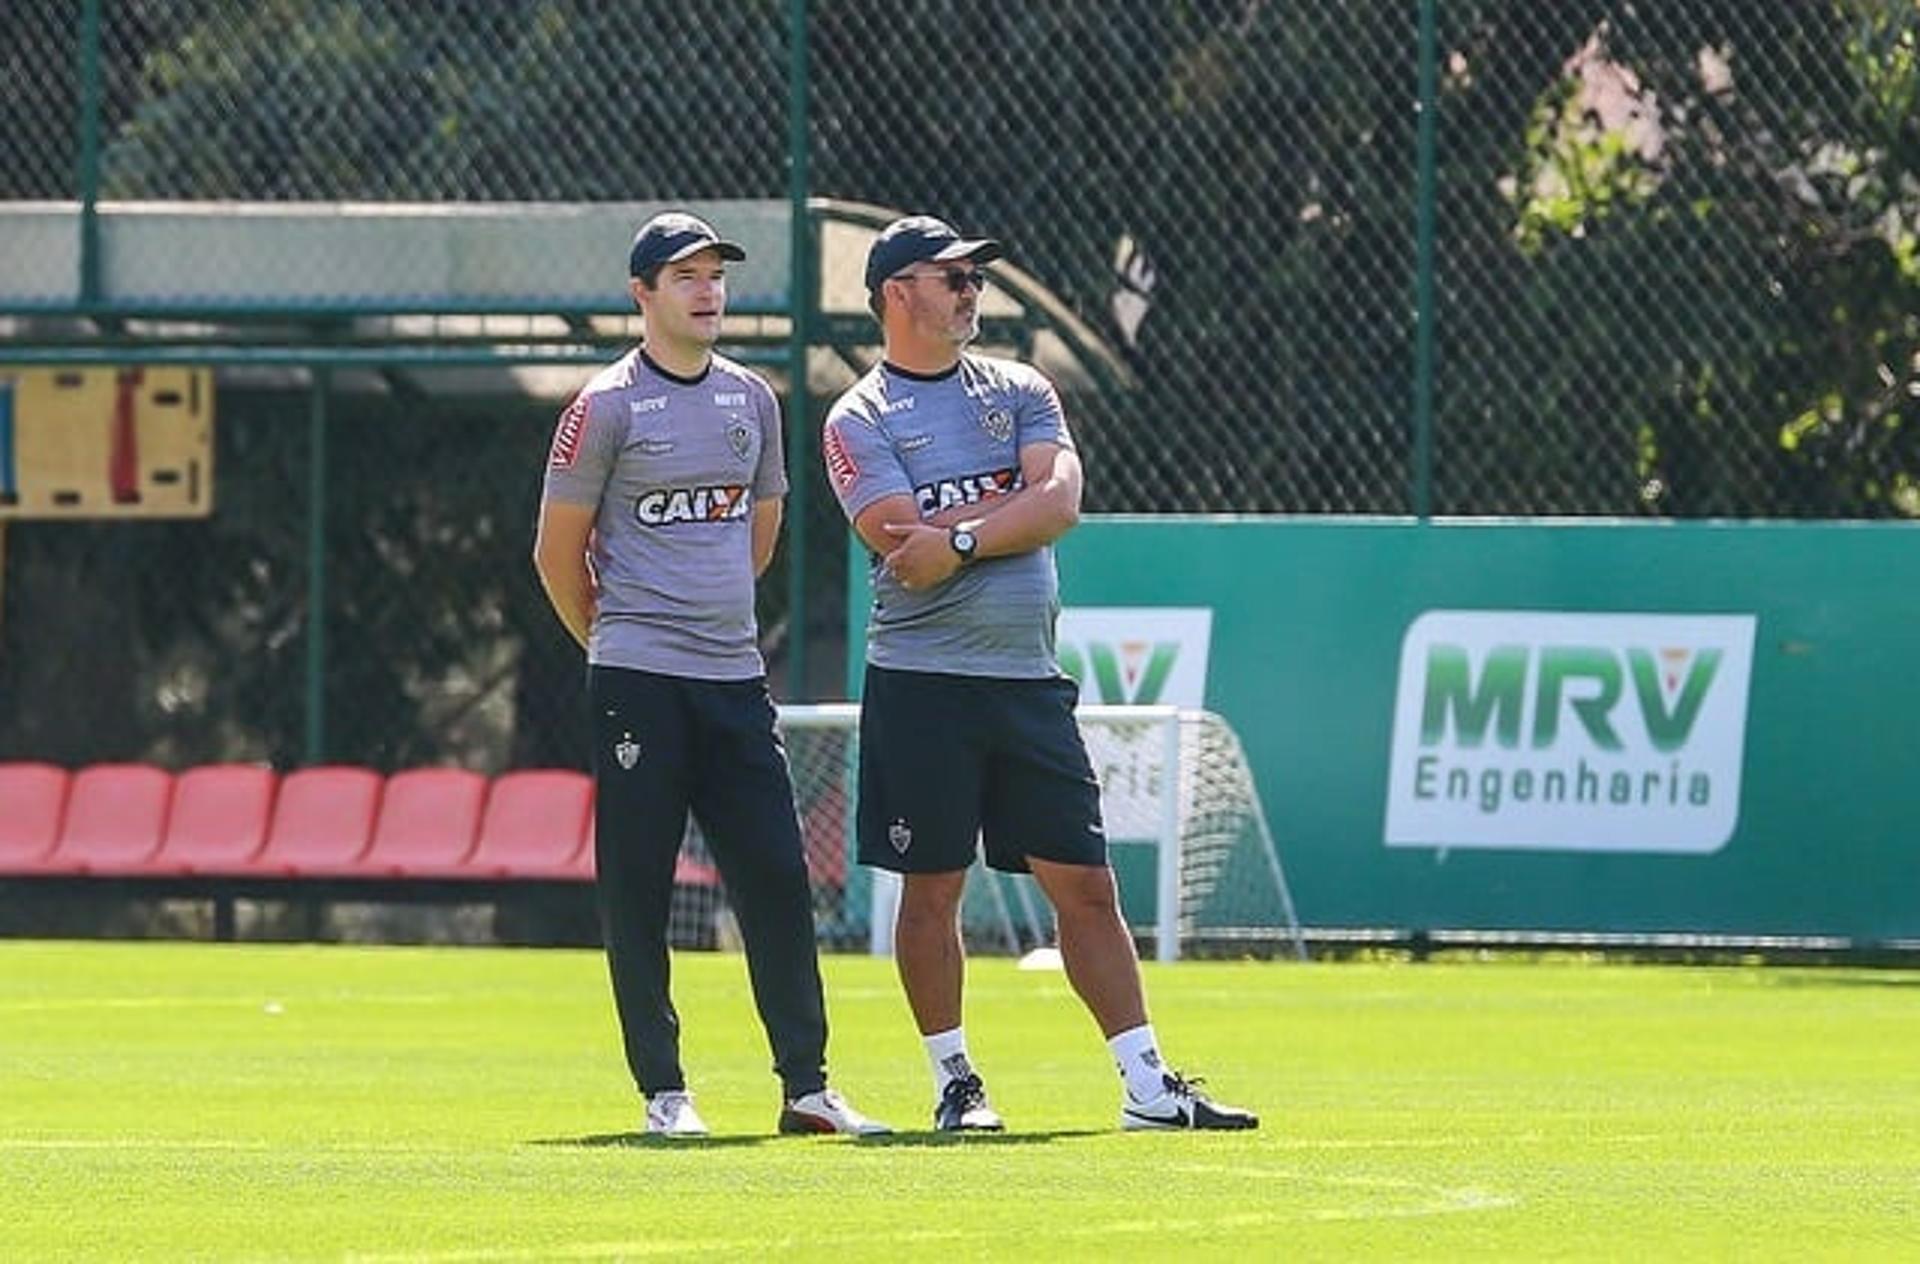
[3,0,1917,769]
[1438,0,1920,515]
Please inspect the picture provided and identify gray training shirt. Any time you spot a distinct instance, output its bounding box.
[823,353,1073,679]
[543,349,786,680]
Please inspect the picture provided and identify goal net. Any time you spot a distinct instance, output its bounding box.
[671,704,1305,960]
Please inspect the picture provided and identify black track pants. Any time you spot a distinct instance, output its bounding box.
[588,665,828,1099]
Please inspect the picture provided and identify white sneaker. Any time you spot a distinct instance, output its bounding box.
[1120,1072,1259,1131]
[778,1087,892,1136]
[645,1090,709,1138]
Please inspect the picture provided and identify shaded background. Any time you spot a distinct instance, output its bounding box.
[4,0,1918,774]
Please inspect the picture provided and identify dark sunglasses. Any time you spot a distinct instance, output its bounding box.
[893,266,990,294]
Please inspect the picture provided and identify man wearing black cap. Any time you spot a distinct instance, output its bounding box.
[823,215,1258,1133]
[534,210,887,1139]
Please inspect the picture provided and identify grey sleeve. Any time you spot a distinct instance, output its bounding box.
[542,391,621,506]
[1014,368,1074,452]
[752,377,788,500]
[823,406,912,521]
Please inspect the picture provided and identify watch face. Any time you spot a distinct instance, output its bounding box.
[952,529,977,558]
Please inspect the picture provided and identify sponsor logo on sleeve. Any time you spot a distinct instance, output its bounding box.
[549,394,591,469]
[824,424,860,492]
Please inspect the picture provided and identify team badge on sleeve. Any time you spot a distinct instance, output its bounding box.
[824,423,860,491]
[549,394,591,469]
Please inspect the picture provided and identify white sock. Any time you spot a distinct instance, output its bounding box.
[923,1027,975,1096]
[1108,1024,1170,1102]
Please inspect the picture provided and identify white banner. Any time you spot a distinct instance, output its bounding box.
[1384,610,1756,853]
[1058,607,1212,842]
[1056,607,1212,706]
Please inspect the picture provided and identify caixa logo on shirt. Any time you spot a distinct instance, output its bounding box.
[633,484,751,526]
[913,467,1020,515]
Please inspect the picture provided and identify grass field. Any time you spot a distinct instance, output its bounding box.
[2,941,1917,1261]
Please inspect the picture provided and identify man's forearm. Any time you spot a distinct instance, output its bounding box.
[536,564,595,649]
[926,480,1077,555]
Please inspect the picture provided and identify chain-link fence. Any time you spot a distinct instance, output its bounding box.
[4,0,1919,776]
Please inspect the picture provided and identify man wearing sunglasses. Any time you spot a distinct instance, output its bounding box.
[822,215,1257,1134]
[534,211,888,1140]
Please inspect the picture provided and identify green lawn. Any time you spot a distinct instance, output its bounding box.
[2,941,1916,1261]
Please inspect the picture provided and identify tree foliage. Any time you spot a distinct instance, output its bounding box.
[3,0,1917,769]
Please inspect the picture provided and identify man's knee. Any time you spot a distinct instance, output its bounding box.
[1042,863,1122,919]
[896,872,965,934]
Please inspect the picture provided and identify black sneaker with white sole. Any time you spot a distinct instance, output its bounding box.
[934,1073,1004,1132]
[1120,1072,1258,1131]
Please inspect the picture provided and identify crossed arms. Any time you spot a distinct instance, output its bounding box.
[850,441,1082,592]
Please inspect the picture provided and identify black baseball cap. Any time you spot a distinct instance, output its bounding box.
[864,215,1003,292]
[628,211,746,277]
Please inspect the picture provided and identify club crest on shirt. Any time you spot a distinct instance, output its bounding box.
[615,732,640,770]
[978,406,1014,443]
[726,419,752,461]
[888,818,912,854]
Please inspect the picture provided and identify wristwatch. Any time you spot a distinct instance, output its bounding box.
[948,526,979,564]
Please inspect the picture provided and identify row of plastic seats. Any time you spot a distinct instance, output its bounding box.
[0,763,718,886]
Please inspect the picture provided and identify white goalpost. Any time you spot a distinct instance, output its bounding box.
[676,704,1306,961]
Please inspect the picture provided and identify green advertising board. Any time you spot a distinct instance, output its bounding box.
[848,517,1920,941]
[1048,517,1920,943]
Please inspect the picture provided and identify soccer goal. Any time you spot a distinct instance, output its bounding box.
[674,704,1305,960]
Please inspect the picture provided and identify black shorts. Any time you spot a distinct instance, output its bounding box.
[857,665,1107,875]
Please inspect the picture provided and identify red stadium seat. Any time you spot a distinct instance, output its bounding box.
[471,770,592,879]
[364,768,487,877]
[0,762,71,871]
[154,764,278,875]
[256,766,382,875]
[54,764,174,874]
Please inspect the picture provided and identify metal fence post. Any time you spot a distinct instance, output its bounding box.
[304,371,329,764]
[77,0,103,305]
[1411,0,1438,521]
[785,0,814,698]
